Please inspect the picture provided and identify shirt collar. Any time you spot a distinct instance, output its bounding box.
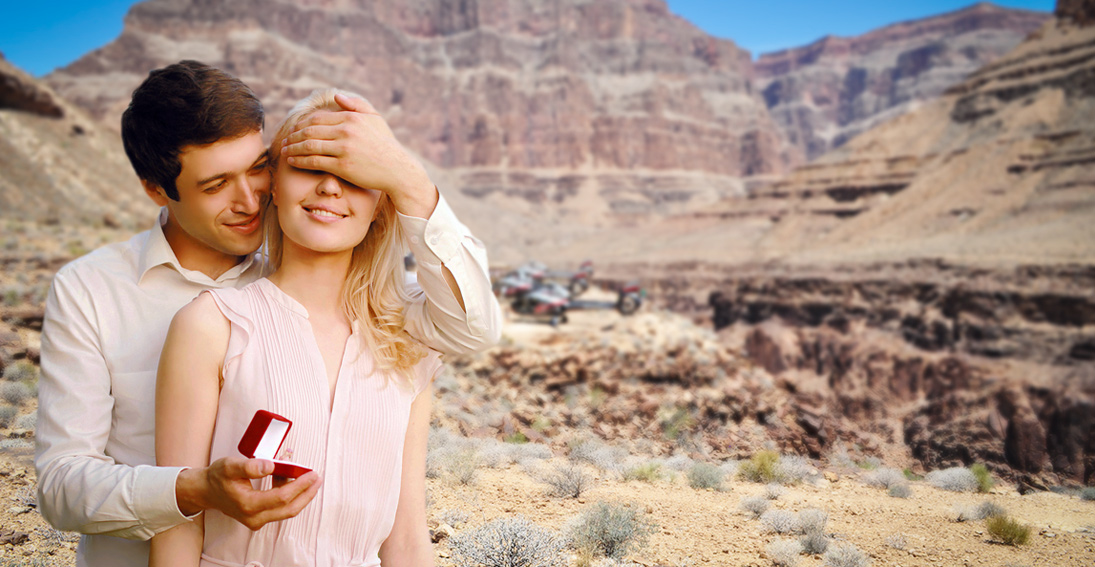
[138,207,260,286]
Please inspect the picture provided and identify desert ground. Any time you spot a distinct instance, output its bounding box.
[1,292,1093,567]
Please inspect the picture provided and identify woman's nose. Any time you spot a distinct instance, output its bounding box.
[317,175,342,197]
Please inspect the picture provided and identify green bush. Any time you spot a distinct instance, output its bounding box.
[503,431,528,444]
[567,502,656,560]
[2,361,38,383]
[985,515,1031,546]
[903,468,923,481]
[1081,487,1095,501]
[623,462,663,483]
[971,463,994,493]
[687,462,725,490]
[739,450,782,484]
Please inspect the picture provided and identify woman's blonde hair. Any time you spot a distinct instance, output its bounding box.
[266,88,425,379]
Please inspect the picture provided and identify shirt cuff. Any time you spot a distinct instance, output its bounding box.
[132,465,193,535]
[397,192,466,265]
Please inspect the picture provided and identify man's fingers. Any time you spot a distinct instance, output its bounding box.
[245,473,322,526]
[283,124,340,147]
[285,154,340,173]
[334,92,379,115]
[282,138,341,159]
[218,457,273,480]
[241,459,275,479]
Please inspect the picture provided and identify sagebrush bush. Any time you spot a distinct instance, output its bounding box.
[985,515,1031,546]
[777,455,814,484]
[567,502,656,560]
[926,467,979,492]
[570,438,627,473]
[766,538,803,567]
[864,467,905,490]
[687,462,724,491]
[623,462,663,483]
[438,508,469,527]
[739,496,770,518]
[740,450,782,484]
[760,509,801,534]
[764,483,785,500]
[541,463,593,498]
[0,406,16,428]
[664,454,695,472]
[15,411,35,431]
[888,484,912,498]
[956,500,1007,522]
[800,531,830,555]
[450,516,566,567]
[970,463,994,493]
[2,361,37,383]
[1081,487,1095,501]
[0,382,30,406]
[798,508,828,535]
[446,449,480,485]
[883,534,907,550]
[823,542,870,567]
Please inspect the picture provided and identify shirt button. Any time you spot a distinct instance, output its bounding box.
[410,235,420,244]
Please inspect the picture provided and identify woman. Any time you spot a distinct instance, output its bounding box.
[152,89,439,567]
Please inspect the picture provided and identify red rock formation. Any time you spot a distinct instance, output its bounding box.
[45,0,793,226]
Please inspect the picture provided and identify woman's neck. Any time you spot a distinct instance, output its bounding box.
[267,246,353,318]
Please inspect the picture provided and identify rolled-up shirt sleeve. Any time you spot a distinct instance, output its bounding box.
[398,192,502,354]
[35,269,188,540]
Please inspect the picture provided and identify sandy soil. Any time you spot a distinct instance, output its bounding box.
[426,464,1095,567]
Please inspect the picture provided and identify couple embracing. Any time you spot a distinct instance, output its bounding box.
[35,60,502,567]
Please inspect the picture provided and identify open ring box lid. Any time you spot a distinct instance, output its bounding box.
[238,410,313,478]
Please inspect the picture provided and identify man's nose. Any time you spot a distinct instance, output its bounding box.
[233,174,262,213]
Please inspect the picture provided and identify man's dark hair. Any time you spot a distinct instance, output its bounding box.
[121,60,264,201]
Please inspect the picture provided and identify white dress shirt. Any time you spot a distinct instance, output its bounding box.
[35,194,501,567]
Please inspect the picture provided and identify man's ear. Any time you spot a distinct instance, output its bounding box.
[141,179,170,207]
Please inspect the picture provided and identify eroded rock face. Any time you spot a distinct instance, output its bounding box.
[0,54,64,118]
[45,0,793,224]
[0,57,152,228]
[755,4,1049,161]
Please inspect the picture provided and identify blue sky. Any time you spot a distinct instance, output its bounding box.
[0,0,1055,77]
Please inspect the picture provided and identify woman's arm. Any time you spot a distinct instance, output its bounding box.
[377,384,435,567]
[150,294,229,567]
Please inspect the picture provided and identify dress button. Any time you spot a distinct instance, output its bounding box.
[410,235,420,244]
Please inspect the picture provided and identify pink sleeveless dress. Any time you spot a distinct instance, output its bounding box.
[199,278,441,567]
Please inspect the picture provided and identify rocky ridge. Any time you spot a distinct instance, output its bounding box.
[46,0,793,235]
[756,3,1049,161]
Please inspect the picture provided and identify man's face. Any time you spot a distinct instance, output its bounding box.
[146,131,271,272]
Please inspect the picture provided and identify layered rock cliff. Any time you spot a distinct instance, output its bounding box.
[756,3,1049,161]
[46,0,793,235]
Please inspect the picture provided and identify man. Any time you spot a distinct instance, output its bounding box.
[36,60,501,567]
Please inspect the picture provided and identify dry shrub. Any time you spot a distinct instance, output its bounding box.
[740,496,770,518]
[540,463,593,499]
[822,542,870,567]
[567,501,656,560]
[687,462,725,491]
[450,516,566,567]
[766,538,803,566]
[760,510,801,534]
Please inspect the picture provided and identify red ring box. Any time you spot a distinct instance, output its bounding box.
[237,410,313,478]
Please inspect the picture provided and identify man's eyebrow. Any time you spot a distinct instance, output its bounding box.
[194,150,270,187]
